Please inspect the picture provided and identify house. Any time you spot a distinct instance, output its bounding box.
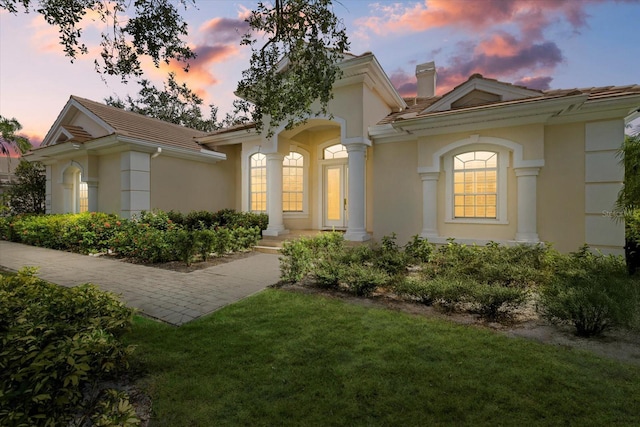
[0,156,19,197]
[27,52,640,254]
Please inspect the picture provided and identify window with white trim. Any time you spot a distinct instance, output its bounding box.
[453,151,497,218]
[323,143,348,159]
[250,153,267,213]
[283,151,304,212]
[444,146,508,224]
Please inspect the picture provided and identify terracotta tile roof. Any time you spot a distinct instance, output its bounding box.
[71,96,206,151]
[381,82,640,125]
[61,125,93,143]
[201,121,256,137]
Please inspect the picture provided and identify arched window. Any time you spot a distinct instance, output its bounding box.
[453,151,497,218]
[78,172,88,213]
[250,153,267,212]
[283,151,304,212]
[323,143,348,159]
[62,164,88,213]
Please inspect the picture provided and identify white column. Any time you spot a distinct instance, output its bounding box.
[263,152,289,236]
[87,181,99,212]
[62,183,73,214]
[45,165,52,214]
[419,172,439,239]
[120,151,150,219]
[584,120,625,254]
[344,143,370,242]
[515,167,540,243]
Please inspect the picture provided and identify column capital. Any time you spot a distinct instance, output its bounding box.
[265,152,286,162]
[344,142,368,154]
[419,171,440,181]
[514,166,541,177]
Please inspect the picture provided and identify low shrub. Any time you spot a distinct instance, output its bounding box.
[625,209,640,275]
[280,237,315,283]
[314,257,345,289]
[280,232,345,283]
[343,263,389,297]
[540,246,640,337]
[371,233,411,277]
[0,268,136,426]
[196,229,217,261]
[175,228,198,265]
[229,226,261,252]
[470,282,528,321]
[212,208,269,231]
[396,275,472,312]
[404,234,435,264]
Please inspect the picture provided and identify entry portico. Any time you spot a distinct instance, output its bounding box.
[200,52,406,241]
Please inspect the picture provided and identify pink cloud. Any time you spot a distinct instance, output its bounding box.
[160,16,248,89]
[365,0,614,96]
[389,69,417,98]
[356,0,601,36]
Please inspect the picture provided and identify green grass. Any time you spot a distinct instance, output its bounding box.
[125,289,640,426]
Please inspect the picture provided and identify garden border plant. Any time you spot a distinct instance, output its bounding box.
[279,233,640,334]
[0,209,267,266]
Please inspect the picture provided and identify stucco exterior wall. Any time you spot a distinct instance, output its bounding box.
[150,147,237,213]
[537,123,586,252]
[98,152,121,214]
[372,139,422,243]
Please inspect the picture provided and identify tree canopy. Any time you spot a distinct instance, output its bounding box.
[1,0,195,79]
[0,116,31,156]
[3,160,46,215]
[237,0,349,136]
[617,133,640,213]
[105,73,251,132]
[2,0,349,135]
[105,72,219,132]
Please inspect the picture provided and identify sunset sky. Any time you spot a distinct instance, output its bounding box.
[1,0,639,147]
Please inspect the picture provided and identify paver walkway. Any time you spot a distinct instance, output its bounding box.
[0,241,281,326]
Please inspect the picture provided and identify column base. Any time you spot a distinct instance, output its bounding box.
[420,230,439,240]
[515,233,540,243]
[262,227,290,237]
[344,229,371,242]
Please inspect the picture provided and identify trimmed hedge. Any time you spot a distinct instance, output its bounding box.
[0,209,264,265]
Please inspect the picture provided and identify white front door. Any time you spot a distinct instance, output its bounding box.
[323,164,348,229]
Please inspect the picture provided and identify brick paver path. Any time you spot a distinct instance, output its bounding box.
[0,241,281,325]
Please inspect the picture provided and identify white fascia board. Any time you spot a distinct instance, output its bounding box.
[338,54,406,111]
[385,94,589,137]
[197,128,259,147]
[24,143,82,162]
[41,98,115,147]
[424,78,542,113]
[367,124,414,144]
[115,136,226,162]
[546,94,640,125]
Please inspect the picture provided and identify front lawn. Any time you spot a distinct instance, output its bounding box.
[126,289,640,426]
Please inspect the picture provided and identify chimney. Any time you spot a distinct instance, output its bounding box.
[416,61,436,98]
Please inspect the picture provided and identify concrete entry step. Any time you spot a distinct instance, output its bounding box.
[254,245,281,254]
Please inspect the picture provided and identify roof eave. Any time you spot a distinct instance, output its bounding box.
[373,94,589,139]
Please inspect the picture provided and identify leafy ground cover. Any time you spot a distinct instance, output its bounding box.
[125,289,640,426]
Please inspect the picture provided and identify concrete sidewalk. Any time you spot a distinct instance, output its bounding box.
[0,241,281,326]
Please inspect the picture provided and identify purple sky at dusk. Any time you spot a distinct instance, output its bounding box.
[1,0,639,148]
